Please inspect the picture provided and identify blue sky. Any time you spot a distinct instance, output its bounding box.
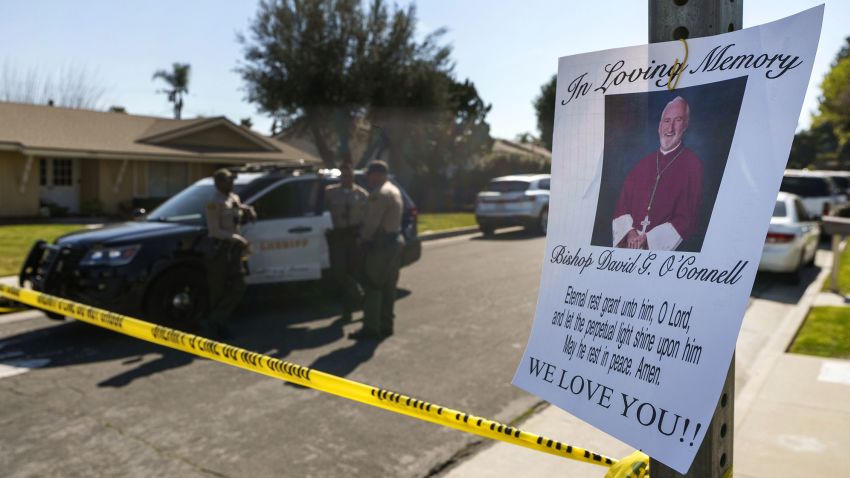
[0,1,846,139]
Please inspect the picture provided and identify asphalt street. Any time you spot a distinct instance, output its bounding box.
[0,231,823,477]
[0,230,546,477]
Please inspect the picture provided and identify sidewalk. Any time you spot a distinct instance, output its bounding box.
[445,254,850,478]
[735,354,850,477]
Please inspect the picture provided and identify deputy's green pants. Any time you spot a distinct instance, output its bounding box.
[327,227,362,317]
[206,241,246,326]
[362,235,404,335]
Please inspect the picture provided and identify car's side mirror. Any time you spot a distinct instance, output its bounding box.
[131,208,147,220]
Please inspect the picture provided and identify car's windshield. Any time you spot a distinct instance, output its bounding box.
[780,176,830,197]
[147,183,247,223]
[487,181,530,193]
[772,200,787,217]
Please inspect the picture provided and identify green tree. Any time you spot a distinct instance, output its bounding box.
[816,56,850,146]
[238,0,493,211]
[791,37,850,168]
[533,75,556,151]
[388,77,493,209]
[835,36,850,63]
[789,122,839,169]
[515,132,538,144]
[153,63,190,119]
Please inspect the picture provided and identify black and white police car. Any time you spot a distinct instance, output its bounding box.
[19,164,421,325]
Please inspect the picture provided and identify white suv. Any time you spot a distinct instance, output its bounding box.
[475,174,550,236]
[780,170,842,220]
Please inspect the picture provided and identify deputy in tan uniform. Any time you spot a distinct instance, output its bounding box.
[324,161,368,321]
[349,160,404,339]
[205,168,255,338]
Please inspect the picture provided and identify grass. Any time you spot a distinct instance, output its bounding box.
[418,213,477,233]
[0,224,89,276]
[789,306,850,359]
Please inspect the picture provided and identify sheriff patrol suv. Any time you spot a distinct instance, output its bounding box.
[19,165,421,325]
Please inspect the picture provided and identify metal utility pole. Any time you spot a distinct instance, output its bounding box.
[647,1,742,477]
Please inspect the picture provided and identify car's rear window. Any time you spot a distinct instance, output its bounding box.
[487,181,530,193]
[780,176,830,197]
[772,200,787,217]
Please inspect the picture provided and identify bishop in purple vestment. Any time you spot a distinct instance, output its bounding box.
[612,97,704,251]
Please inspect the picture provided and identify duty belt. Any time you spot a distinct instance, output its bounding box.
[328,226,360,237]
[372,231,401,244]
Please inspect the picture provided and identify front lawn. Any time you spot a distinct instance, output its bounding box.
[418,213,476,233]
[789,306,850,359]
[0,224,88,276]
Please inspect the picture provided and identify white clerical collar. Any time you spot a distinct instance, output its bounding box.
[659,143,682,155]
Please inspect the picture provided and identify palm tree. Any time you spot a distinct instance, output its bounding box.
[153,63,190,119]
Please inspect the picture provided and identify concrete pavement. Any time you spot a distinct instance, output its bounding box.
[444,250,850,478]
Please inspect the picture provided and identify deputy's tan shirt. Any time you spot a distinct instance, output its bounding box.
[325,183,368,229]
[206,190,251,242]
[361,180,403,241]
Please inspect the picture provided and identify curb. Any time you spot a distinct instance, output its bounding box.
[0,276,17,287]
[734,250,835,428]
[419,226,481,242]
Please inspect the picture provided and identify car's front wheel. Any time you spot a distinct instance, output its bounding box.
[144,267,209,329]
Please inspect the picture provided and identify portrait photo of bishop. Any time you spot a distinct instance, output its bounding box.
[591,77,748,253]
[612,97,702,251]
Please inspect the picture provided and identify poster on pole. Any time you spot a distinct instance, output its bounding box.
[513,6,823,473]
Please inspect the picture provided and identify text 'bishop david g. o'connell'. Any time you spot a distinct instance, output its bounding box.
[549,245,748,286]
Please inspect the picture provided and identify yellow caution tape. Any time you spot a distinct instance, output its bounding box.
[604,451,649,478]
[0,283,617,468]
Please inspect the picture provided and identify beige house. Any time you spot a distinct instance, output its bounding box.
[0,102,320,218]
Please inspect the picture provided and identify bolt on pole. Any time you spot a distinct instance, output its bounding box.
[647,1,742,477]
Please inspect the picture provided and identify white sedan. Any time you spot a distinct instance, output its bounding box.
[759,192,820,280]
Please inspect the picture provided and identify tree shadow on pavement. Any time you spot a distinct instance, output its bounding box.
[751,263,822,304]
[0,284,411,388]
[284,337,382,390]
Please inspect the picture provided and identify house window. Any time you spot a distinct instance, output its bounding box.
[148,162,188,197]
[39,159,47,186]
[52,159,73,186]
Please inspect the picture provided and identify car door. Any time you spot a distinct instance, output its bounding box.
[241,177,332,284]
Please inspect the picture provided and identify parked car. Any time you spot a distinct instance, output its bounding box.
[818,170,850,204]
[19,164,421,325]
[475,174,550,236]
[759,192,820,281]
[779,170,842,220]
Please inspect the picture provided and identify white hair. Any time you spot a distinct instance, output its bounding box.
[663,96,690,122]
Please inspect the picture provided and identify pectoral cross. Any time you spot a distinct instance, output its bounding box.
[641,171,662,236]
[639,215,650,235]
